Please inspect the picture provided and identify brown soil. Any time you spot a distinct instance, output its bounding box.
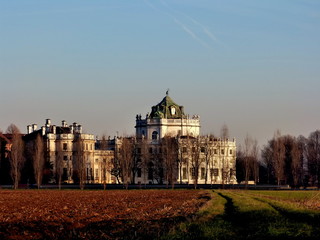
[0,189,210,239]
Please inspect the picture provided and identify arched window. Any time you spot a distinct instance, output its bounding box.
[152,131,158,140]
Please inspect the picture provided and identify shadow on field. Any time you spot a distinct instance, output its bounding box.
[217,192,281,240]
[164,192,320,240]
[217,192,320,240]
[259,198,320,224]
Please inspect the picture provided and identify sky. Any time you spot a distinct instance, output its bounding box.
[1,0,320,147]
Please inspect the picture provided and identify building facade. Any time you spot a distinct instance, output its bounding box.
[26,119,115,184]
[134,93,237,185]
[135,93,200,139]
[22,93,236,186]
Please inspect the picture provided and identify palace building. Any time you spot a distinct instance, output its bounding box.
[21,93,236,186]
[134,93,237,185]
[135,92,200,139]
[25,119,115,184]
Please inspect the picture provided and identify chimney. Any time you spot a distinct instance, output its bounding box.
[32,124,37,132]
[46,119,51,126]
[41,126,46,136]
[52,125,56,134]
[78,125,82,134]
[62,120,67,127]
[27,125,32,134]
[70,125,74,133]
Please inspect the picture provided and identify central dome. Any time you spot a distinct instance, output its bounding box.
[149,95,185,119]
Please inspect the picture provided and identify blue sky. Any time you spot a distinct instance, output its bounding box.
[1,0,320,146]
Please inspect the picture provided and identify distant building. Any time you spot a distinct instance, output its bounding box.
[21,92,236,186]
[134,93,237,185]
[25,119,115,184]
[135,92,200,139]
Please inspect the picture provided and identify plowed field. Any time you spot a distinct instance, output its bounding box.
[0,190,209,240]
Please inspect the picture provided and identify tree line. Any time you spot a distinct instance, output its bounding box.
[237,129,320,188]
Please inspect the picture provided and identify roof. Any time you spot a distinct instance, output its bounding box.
[149,94,185,119]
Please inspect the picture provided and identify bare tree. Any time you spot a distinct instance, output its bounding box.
[273,130,285,185]
[100,135,108,190]
[73,136,86,190]
[139,136,150,187]
[307,130,320,188]
[204,135,214,184]
[244,134,252,187]
[190,137,203,189]
[118,137,134,189]
[33,134,44,189]
[251,139,259,184]
[291,138,302,188]
[55,141,64,190]
[110,157,121,184]
[161,135,178,189]
[152,149,164,184]
[7,124,25,189]
[261,141,275,184]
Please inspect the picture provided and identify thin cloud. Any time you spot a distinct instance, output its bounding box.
[183,14,218,42]
[173,18,211,49]
[161,0,228,49]
[144,0,212,49]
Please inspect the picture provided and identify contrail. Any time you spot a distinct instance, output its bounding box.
[183,14,218,42]
[144,0,212,49]
[160,0,227,48]
[173,18,211,49]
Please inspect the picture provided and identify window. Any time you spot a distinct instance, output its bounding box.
[229,149,233,155]
[213,168,219,176]
[152,131,158,140]
[182,147,187,153]
[137,168,142,178]
[201,168,205,179]
[201,147,206,153]
[95,169,99,178]
[149,147,153,154]
[221,149,224,155]
[63,143,67,151]
[222,170,227,179]
[137,148,141,154]
[63,168,68,179]
[190,168,195,179]
[214,149,217,154]
[210,168,214,177]
[192,147,196,152]
[182,168,187,179]
[63,155,68,161]
[148,168,153,180]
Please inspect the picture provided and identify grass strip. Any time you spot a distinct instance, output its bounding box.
[162,190,235,240]
[164,190,320,240]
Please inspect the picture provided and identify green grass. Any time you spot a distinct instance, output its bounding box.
[163,190,320,240]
